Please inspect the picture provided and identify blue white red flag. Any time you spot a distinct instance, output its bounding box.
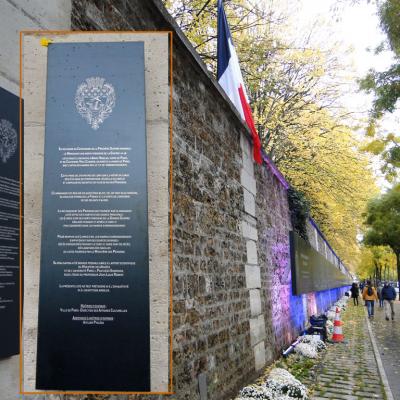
[217,0,262,164]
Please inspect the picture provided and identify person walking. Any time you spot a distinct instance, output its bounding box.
[377,284,384,308]
[362,280,378,319]
[381,282,396,321]
[350,282,360,306]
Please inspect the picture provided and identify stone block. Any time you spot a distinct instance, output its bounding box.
[245,265,261,289]
[240,168,257,195]
[240,132,251,157]
[253,340,266,371]
[243,188,256,216]
[249,289,262,316]
[264,345,273,363]
[241,220,258,241]
[246,240,258,265]
[249,315,266,346]
[240,134,254,176]
[198,372,208,400]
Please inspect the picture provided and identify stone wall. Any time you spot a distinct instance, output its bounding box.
[70,1,351,399]
[171,94,255,399]
[256,161,295,360]
[72,2,267,398]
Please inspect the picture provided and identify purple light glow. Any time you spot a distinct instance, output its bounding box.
[269,236,299,348]
[267,233,351,352]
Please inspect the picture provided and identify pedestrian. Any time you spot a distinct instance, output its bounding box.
[359,281,365,305]
[377,284,384,308]
[350,282,360,306]
[381,281,396,321]
[362,280,378,319]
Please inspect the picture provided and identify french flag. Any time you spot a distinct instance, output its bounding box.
[217,0,262,164]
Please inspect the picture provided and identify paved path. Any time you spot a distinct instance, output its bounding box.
[370,300,400,399]
[312,302,386,400]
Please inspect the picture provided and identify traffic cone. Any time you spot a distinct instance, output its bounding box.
[332,307,344,343]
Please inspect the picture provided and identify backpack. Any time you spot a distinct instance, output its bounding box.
[367,286,373,296]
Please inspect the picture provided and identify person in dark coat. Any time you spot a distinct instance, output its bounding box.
[350,282,360,306]
[377,284,384,308]
[381,282,396,321]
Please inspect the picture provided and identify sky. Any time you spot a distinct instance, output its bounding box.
[288,0,394,114]
[283,0,398,187]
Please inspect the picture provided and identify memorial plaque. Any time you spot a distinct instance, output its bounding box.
[36,42,149,391]
[290,231,351,295]
[0,86,20,358]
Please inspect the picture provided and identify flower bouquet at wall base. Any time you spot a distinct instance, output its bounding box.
[236,368,309,400]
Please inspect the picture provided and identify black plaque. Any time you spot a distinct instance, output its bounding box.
[0,86,20,359]
[290,231,351,295]
[36,42,149,391]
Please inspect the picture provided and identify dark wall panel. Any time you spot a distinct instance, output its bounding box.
[290,231,351,295]
[36,42,149,391]
[0,86,20,359]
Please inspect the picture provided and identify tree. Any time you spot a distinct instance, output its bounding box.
[163,0,277,70]
[357,245,397,283]
[359,0,400,119]
[364,184,400,294]
[165,0,355,159]
[164,0,378,269]
[358,0,400,182]
[361,125,400,182]
[278,112,378,269]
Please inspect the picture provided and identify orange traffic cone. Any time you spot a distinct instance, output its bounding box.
[332,307,344,343]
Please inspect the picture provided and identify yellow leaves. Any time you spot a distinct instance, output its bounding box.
[286,48,324,64]
[361,139,386,155]
[386,132,399,142]
[357,246,397,279]
[276,107,378,268]
[366,122,376,137]
[311,66,325,78]
[163,0,379,270]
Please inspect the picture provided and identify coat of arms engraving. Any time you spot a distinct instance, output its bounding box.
[0,119,17,163]
[75,77,116,130]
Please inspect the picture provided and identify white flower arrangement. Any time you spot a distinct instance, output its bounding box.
[235,368,308,400]
[299,335,326,352]
[294,342,318,359]
[237,384,274,399]
[265,368,309,399]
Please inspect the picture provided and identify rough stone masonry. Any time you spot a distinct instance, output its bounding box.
[71,1,349,399]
